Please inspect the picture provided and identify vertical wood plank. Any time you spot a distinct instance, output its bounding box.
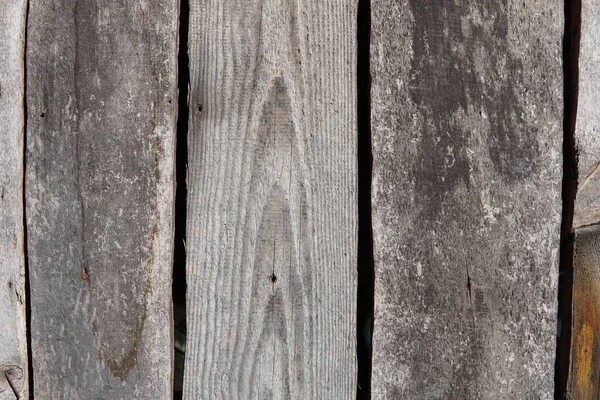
[183,0,357,398]
[371,1,563,398]
[569,227,600,398]
[25,1,178,398]
[573,0,599,233]
[0,1,29,398]
[568,0,600,397]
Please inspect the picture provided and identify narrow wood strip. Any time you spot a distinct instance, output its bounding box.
[569,226,600,398]
[573,0,600,231]
[0,1,29,398]
[567,1,600,398]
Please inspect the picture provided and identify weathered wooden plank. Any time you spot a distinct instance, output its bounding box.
[371,1,563,398]
[573,0,600,231]
[567,1,600,397]
[183,1,357,398]
[568,226,600,398]
[25,1,178,398]
[0,1,28,398]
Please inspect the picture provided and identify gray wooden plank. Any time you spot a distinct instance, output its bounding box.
[573,0,600,230]
[0,1,28,398]
[25,1,178,398]
[183,1,357,398]
[371,1,563,398]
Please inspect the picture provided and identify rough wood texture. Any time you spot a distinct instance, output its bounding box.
[568,1,600,397]
[569,226,600,398]
[573,0,600,230]
[25,1,178,398]
[183,0,357,398]
[371,1,563,398]
[0,1,28,398]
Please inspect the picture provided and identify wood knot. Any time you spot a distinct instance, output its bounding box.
[269,274,277,284]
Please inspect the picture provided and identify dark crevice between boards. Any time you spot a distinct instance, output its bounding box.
[173,0,190,398]
[22,0,34,398]
[357,0,373,398]
[555,0,581,398]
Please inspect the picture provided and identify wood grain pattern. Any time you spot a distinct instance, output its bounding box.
[183,0,357,398]
[573,0,600,231]
[568,1,600,397]
[0,1,28,398]
[371,1,563,398]
[25,1,178,398]
[568,226,600,399]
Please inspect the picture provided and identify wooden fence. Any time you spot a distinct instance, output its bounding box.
[0,0,593,399]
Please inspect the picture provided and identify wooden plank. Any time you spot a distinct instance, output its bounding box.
[568,226,600,398]
[0,1,29,398]
[567,1,600,397]
[25,1,178,398]
[573,0,600,231]
[371,1,563,398]
[183,1,357,398]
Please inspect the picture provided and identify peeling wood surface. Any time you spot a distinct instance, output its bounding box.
[370,1,563,398]
[183,0,357,398]
[568,1,600,397]
[25,1,178,398]
[0,1,28,399]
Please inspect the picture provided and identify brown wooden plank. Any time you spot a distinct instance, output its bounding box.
[25,1,178,398]
[0,1,29,398]
[371,1,563,398]
[568,226,600,398]
[183,0,358,398]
